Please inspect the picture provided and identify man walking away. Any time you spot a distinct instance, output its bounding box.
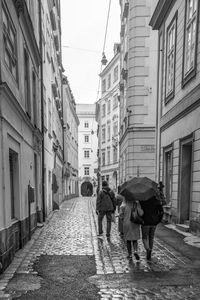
[140,196,164,261]
[96,181,116,238]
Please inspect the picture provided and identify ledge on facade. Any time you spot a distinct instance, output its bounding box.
[149,0,174,30]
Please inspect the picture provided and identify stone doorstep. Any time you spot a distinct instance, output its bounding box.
[176,224,190,232]
[165,224,200,248]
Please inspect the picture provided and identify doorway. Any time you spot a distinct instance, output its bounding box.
[179,137,193,223]
[81,181,93,196]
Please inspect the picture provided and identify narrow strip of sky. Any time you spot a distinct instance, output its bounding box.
[61,0,120,104]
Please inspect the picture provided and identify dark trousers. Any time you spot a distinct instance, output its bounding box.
[98,211,112,235]
[141,225,156,250]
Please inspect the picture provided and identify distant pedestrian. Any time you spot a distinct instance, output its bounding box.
[140,196,164,261]
[119,199,143,261]
[158,181,166,205]
[116,185,124,236]
[96,181,116,238]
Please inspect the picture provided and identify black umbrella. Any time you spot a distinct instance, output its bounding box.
[120,177,159,202]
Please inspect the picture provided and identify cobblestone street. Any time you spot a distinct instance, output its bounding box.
[1,197,200,299]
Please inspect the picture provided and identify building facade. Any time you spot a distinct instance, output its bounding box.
[77,104,98,196]
[0,0,42,272]
[42,0,63,214]
[119,0,158,184]
[150,0,200,232]
[62,75,79,199]
[96,44,120,192]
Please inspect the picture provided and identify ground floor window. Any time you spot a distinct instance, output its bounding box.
[9,149,19,219]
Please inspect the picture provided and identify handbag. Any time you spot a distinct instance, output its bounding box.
[130,202,144,225]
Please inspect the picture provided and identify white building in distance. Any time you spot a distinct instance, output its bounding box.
[76,104,98,196]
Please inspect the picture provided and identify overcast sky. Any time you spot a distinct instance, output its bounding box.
[60,0,121,104]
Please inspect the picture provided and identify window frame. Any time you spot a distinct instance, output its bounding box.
[165,12,178,104]
[84,167,90,176]
[182,0,199,87]
[2,2,18,81]
[84,135,89,143]
[113,65,119,83]
[84,121,89,128]
[84,150,90,158]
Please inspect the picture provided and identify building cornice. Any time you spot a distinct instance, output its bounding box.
[119,126,156,145]
[160,83,200,132]
[149,0,175,30]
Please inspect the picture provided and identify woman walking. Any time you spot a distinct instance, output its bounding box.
[119,199,143,261]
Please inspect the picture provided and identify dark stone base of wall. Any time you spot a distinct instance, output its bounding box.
[0,212,38,274]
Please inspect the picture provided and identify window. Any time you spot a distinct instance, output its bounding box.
[84,150,90,158]
[84,121,89,128]
[113,65,119,82]
[166,14,177,100]
[102,79,106,92]
[183,0,198,83]
[107,100,111,114]
[43,85,47,129]
[24,48,31,117]
[32,71,37,126]
[2,3,17,80]
[107,123,111,141]
[102,152,105,166]
[113,146,118,163]
[9,149,18,219]
[84,167,90,176]
[113,94,118,109]
[48,98,52,135]
[113,121,118,137]
[102,127,106,143]
[102,104,106,117]
[108,74,111,89]
[107,149,110,164]
[84,135,89,143]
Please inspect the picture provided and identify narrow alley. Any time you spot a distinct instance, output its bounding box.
[1,197,200,300]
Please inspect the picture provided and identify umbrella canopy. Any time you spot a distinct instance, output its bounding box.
[120,177,159,202]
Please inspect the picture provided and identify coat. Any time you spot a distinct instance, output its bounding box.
[119,201,143,241]
[140,196,164,226]
[96,187,116,212]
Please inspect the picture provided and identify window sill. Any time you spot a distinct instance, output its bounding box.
[165,90,174,104]
[182,68,196,88]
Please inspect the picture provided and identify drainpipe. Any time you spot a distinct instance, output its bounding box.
[38,0,45,222]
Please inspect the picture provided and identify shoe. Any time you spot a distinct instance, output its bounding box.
[106,234,110,237]
[146,249,152,260]
[134,252,140,261]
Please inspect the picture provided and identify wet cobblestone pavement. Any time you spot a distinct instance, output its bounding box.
[1,197,200,299]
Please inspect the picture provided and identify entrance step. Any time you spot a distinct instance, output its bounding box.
[176,223,190,232]
[184,220,190,226]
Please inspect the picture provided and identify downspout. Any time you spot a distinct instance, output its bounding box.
[38,0,45,221]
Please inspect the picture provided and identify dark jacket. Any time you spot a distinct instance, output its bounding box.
[96,187,116,212]
[140,196,164,226]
